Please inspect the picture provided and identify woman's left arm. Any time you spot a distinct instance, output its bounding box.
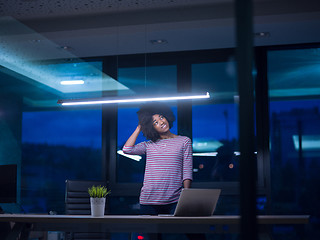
[182,137,193,188]
[183,179,192,188]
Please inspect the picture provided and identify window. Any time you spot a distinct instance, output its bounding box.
[192,61,239,182]
[21,109,102,213]
[268,47,320,239]
[18,60,104,214]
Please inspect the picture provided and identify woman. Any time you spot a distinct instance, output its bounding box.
[122,102,193,216]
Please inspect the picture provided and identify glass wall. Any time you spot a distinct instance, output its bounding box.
[1,43,319,239]
[268,47,320,239]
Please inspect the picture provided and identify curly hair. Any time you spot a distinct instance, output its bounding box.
[137,102,176,142]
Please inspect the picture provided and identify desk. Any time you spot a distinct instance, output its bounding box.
[0,214,309,240]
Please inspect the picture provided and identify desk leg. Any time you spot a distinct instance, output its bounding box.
[5,222,31,240]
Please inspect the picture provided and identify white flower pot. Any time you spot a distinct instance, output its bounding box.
[90,197,106,217]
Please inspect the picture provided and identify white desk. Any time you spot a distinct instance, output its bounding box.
[0,214,310,240]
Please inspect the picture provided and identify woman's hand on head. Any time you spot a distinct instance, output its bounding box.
[124,125,142,147]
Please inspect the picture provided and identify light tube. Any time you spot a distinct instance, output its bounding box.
[58,92,210,106]
[234,151,258,156]
[193,152,218,157]
[60,80,85,85]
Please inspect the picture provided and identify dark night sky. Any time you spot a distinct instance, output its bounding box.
[22,109,102,149]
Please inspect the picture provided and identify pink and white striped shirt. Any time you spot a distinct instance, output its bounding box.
[122,135,193,205]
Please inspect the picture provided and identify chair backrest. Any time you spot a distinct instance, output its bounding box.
[65,179,108,215]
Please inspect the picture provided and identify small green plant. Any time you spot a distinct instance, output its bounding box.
[88,185,111,198]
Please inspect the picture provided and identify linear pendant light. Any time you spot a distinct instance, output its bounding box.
[57,92,210,106]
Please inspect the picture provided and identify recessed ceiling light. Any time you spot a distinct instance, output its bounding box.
[150,39,168,44]
[60,80,84,85]
[58,46,73,50]
[254,32,270,38]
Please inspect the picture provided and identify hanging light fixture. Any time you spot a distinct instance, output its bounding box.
[57,92,211,106]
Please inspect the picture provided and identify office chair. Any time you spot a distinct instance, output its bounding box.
[65,179,110,240]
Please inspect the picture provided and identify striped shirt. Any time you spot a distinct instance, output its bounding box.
[122,135,193,205]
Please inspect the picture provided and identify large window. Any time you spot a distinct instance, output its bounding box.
[21,109,102,213]
[268,47,320,239]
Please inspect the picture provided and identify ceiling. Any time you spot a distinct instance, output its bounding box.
[0,0,320,108]
[1,0,320,58]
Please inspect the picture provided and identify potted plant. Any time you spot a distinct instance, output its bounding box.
[88,185,111,217]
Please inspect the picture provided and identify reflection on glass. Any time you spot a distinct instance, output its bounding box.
[268,47,320,239]
[268,48,320,98]
[0,17,128,108]
[192,104,239,182]
[192,61,239,182]
[269,100,320,207]
[118,65,177,96]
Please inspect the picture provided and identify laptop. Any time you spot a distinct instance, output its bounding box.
[173,188,221,217]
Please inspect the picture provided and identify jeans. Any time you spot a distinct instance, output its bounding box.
[140,203,177,215]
